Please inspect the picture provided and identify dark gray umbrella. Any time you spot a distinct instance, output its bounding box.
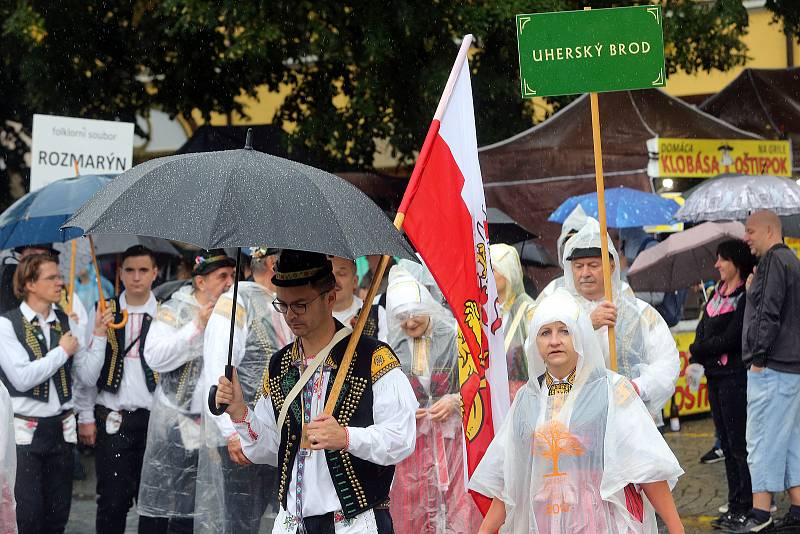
[487,207,538,244]
[63,129,415,415]
[90,235,180,256]
[513,239,558,268]
[63,132,415,261]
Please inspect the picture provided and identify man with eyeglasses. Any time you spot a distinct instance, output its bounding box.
[197,246,291,534]
[0,253,84,534]
[214,249,418,534]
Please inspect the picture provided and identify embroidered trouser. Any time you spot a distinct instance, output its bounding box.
[273,507,394,534]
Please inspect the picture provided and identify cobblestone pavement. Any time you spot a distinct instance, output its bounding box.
[661,416,790,534]
[63,416,788,533]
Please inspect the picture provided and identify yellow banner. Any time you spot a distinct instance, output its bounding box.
[786,237,800,258]
[657,138,792,178]
[662,331,711,417]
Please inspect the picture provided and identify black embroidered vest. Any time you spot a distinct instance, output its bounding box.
[266,326,401,519]
[97,297,158,394]
[0,307,72,404]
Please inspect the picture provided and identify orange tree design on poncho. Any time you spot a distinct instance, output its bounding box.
[533,420,586,478]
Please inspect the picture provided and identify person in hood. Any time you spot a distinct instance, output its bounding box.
[491,244,536,399]
[470,290,684,533]
[138,250,236,532]
[559,218,680,425]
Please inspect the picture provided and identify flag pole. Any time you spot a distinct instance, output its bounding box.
[325,35,474,414]
[585,9,617,371]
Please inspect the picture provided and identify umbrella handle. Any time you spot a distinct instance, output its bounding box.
[208,247,242,417]
[208,364,233,416]
[88,236,128,330]
[66,241,77,314]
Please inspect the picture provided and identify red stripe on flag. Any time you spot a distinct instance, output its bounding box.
[401,130,494,514]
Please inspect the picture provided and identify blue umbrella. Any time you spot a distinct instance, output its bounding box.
[0,174,114,249]
[548,187,679,228]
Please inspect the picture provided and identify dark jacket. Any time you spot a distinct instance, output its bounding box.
[689,283,746,377]
[742,243,800,373]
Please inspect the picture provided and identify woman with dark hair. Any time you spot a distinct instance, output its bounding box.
[688,239,756,529]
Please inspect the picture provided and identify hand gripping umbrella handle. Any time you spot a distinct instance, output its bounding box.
[208,364,233,416]
[88,235,128,330]
[208,247,242,417]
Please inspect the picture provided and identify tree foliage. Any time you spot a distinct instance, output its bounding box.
[0,0,788,207]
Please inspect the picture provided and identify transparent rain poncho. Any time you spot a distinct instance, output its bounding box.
[386,266,481,533]
[0,382,16,533]
[138,285,205,521]
[491,244,536,399]
[196,281,291,534]
[560,218,680,423]
[469,290,683,533]
[535,205,588,303]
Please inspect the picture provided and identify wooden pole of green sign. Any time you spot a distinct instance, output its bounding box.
[584,7,618,372]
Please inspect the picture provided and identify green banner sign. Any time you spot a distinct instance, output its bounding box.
[516,6,666,98]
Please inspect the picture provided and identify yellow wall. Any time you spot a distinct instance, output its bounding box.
[665,7,799,97]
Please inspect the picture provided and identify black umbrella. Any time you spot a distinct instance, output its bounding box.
[513,239,558,268]
[63,129,415,414]
[487,207,538,244]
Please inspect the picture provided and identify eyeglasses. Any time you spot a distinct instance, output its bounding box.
[272,291,328,315]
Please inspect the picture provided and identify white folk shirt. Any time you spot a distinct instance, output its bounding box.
[79,291,158,414]
[235,365,418,521]
[332,296,363,327]
[202,287,292,439]
[145,302,204,414]
[0,302,82,418]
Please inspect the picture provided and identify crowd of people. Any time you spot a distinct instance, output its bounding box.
[0,208,799,534]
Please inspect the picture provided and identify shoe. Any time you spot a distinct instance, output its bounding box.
[719,513,758,531]
[701,447,726,464]
[720,504,730,513]
[723,515,775,533]
[774,512,800,532]
[713,512,747,529]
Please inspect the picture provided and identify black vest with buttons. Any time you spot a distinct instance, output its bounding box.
[0,306,72,404]
[97,297,158,394]
[265,324,401,520]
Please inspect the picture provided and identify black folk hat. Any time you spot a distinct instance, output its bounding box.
[272,249,333,287]
[565,247,614,262]
[192,249,236,276]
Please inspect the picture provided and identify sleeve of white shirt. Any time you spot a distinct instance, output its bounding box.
[68,293,90,346]
[234,395,280,466]
[73,381,97,424]
[346,367,418,466]
[0,317,69,392]
[632,307,680,413]
[146,319,201,373]
[75,334,108,388]
[203,310,247,439]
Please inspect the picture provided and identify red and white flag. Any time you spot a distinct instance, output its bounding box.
[397,34,510,513]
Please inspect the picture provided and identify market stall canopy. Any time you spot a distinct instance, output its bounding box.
[478,88,761,286]
[700,68,800,173]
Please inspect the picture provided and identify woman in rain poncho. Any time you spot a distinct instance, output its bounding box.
[386,266,481,533]
[560,218,680,425]
[490,244,536,399]
[0,382,16,534]
[470,289,684,533]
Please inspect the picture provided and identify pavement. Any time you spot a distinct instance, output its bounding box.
[62,416,789,533]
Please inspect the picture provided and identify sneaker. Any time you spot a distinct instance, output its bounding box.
[720,504,730,513]
[719,513,756,531]
[701,447,726,464]
[713,512,742,529]
[723,515,775,533]
[774,512,800,532]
